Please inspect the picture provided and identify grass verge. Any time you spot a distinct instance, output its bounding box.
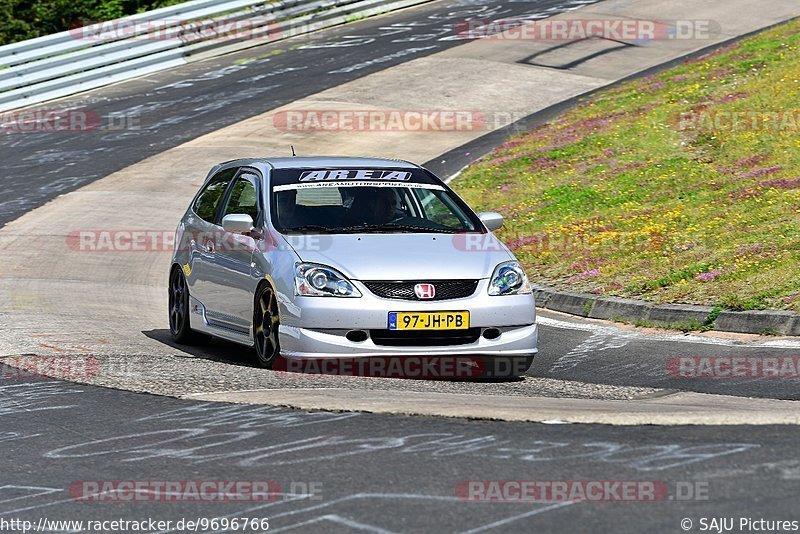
[454,19,800,312]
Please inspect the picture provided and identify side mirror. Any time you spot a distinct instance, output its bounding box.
[222,213,254,234]
[478,212,504,232]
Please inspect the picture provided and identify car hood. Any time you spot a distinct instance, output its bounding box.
[286,233,515,280]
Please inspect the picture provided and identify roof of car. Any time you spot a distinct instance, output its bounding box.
[226,156,420,170]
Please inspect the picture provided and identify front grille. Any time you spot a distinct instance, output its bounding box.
[363,280,479,301]
[370,328,481,347]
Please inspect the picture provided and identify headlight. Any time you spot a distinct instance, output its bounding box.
[295,262,361,297]
[488,261,532,296]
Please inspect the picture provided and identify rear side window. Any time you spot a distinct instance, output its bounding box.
[193,167,237,223]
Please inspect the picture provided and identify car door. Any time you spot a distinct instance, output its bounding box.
[185,166,238,312]
[202,169,263,333]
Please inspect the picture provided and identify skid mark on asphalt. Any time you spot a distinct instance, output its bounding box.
[0,382,83,417]
[42,426,758,471]
[0,386,764,530]
[262,495,574,534]
[0,431,42,443]
[0,438,585,532]
[136,403,360,429]
[10,334,110,355]
[148,493,574,534]
[549,333,632,372]
[696,460,800,481]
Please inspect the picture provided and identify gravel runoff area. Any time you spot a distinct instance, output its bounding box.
[0,348,662,401]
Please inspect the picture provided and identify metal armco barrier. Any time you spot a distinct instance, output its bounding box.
[0,0,435,112]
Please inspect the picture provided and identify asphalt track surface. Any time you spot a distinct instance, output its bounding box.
[2,0,800,530]
[129,311,800,401]
[1,0,799,402]
[535,313,800,401]
[2,374,799,533]
[0,0,596,227]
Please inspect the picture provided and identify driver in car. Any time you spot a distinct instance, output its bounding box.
[344,187,399,226]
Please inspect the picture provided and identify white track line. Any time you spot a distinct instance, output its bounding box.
[536,315,800,349]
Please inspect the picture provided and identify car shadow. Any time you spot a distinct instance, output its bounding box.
[143,329,259,368]
[143,329,523,382]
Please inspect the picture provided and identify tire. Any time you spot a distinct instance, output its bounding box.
[253,283,280,368]
[168,266,208,345]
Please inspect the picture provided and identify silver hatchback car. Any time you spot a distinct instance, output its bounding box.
[169,157,537,378]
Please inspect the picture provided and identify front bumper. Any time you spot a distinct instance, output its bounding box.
[278,279,537,358]
[279,323,537,359]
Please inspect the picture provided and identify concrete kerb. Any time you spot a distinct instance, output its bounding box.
[646,303,715,325]
[589,296,652,323]
[531,285,556,308]
[789,315,800,337]
[714,310,797,336]
[544,290,598,318]
[533,285,799,336]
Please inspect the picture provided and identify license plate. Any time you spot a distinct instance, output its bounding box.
[388,311,470,330]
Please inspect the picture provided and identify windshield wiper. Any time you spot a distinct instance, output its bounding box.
[333,223,458,234]
[381,223,458,234]
[335,224,389,233]
[285,223,461,234]
[283,224,334,233]
[285,224,387,234]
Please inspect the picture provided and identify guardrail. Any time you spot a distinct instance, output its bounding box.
[0,0,434,112]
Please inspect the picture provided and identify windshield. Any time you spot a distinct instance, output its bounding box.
[270,168,481,234]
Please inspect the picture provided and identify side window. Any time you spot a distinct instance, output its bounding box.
[193,168,237,223]
[395,188,417,218]
[416,189,461,227]
[221,175,259,222]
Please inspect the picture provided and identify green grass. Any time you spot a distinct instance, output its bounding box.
[454,19,800,312]
[344,13,370,23]
[612,317,711,334]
